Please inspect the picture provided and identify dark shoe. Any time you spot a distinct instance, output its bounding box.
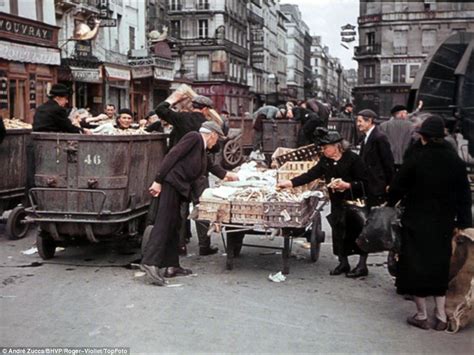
[433,318,448,331]
[329,263,350,276]
[406,315,429,330]
[199,245,218,256]
[346,266,369,278]
[140,264,166,286]
[179,244,187,256]
[164,266,193,278]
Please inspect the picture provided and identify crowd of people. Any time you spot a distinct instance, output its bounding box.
[23,83,473,331]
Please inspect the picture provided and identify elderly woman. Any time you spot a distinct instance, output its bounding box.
[278,129,369,276]
[92,108,136,134]
[388,115,472,330]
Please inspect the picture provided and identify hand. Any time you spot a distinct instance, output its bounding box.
[149,182,162,197]
[332,179,350,192]
[166,91,186,106]
[83,128,92,135]
[224,172,239,181]
[417,100,423,110]
[139,119,147,127]
[277,180,293,189]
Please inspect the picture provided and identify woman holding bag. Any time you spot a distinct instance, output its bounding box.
[277,128,369,277]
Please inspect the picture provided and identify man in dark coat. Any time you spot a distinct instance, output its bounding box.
[293,104,325,147]
[141,121,237,286]
[388,115,472,330]
[33,84,89,134]
[356,109,395,206]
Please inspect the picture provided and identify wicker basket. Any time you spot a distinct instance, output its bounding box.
[197,198,231,223]
[277,161,319,193]
[263,197,317,228]
[230,200,266,225]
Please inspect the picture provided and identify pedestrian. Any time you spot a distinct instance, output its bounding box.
[277,129,369,277]
[140,121,238,286]
[356,109,394,206]
[103,103,117,123]
[340,103,354,120]
[293,102,325,147]
[141,111,163,133]
[251,105,287,150]
[33,84,90,134]
[91,109,136,134]
[306,98,330,127]
[387,115,472,330]
[379,105,416,171]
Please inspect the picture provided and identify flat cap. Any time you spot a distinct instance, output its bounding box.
[390,105,407,114]
[192,95,214,108]
[200,120,225,137]
[357,109,378,120]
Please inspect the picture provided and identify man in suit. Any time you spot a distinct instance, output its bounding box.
[33,84,90,134]
[140,121,238,286]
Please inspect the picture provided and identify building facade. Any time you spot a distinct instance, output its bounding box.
[354,0,474,118]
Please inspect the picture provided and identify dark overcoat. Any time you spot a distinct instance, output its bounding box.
[33,99,81,133]
[388,141,472,296]
[359,125,394,205]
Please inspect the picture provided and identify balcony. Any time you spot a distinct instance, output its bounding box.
[354,44,381,56]
[248,10,264,26]
[393,46,408,55]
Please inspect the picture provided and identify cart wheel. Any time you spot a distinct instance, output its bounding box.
[6,205,30,240]
[141,225,154,257]
[37,230,56,260]
[222,139,243,169]
[310,214,324,262]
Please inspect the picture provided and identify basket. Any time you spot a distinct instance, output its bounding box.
[197,198,231,223]
[230,200,266,225]
[263,197,317,228]
[274,144,319,166]
[277,161,320,194]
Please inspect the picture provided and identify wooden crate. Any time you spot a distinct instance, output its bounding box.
[263,198,316,228]
[197,198,231,223]
[273,144,319,166]
[277,161,319,194]
[230,200,266,225]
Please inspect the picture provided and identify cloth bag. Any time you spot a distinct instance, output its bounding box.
[356,206,400,253]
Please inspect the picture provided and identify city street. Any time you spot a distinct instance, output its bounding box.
[1,220,472,354]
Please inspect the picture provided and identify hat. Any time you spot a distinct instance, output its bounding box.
[390,105,407,114]
[314,127,343,145]
[192,95,214,109]
[200,120,225,137]
[221,109,229,114]
[357,109,378,120]
[344,102,353,108]
[49,84,70,97]
[118,108,133,116]
[417,115,445,138]
[145,110,157,119]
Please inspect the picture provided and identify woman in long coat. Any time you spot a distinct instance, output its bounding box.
[278,129,369,277]
[388,115,472,330]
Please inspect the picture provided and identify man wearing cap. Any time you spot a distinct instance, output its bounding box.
[356,109,394,206]
[379,105,415,172]
[33,84,90,134]
[251,105,287,150]
[388,115,471,330]
[141,121,236,285]
[141,111,163,133]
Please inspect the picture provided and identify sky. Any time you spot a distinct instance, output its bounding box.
[286,0,360,69]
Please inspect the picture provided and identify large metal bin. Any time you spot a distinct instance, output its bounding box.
[229,116,254,153]
[26,132,168,259]
[327,117,358,147]
[0,128,31,239]
[262,120,300,155]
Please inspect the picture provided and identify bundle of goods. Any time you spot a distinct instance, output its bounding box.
[3,118,32,129]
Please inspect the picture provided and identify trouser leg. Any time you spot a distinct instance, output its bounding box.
[196,219,211,248]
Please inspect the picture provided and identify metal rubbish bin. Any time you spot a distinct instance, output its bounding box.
[0,128,31,239]
[25,132,168,259]
[262,120,300,159]
[328,117,358,147]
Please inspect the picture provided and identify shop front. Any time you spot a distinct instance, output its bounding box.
[104,64,131,111]
[0,12,60,123]
[192,83,250,116]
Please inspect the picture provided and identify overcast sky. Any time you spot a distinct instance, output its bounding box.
[284,0,360,70]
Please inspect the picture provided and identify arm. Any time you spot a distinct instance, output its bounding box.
[207,154,227,180]
[291,161,324,188]
[155,133,200,183]
[377,134,395,185]
[145,120,163,133]
[348,155,369,197]
[53,106,82,134]
[455,161,473,229]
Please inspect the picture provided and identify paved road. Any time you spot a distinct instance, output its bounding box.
[0,223,472,354]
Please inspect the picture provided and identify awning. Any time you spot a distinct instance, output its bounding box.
[132,66,153,79]
[0,40,60,65]
[105,65,131,81]
[70,66,102,83]
[154,67,174,81]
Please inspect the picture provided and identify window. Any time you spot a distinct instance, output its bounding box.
[393,30,407,54]
[393,64,406,83]
[366,32,375,46]
[197,0,209,10]
[422,30,436,53]
[9,79,26,120]
[196,55,209,80]
[424,0,436,11]
[170,20,181,39]
[363,65,375,82]
[9,0,18,15]
[36,0,44,22]
[409,64,420,79]
[169,0,182,11]
[129,27,135,51]
[198,19,208,39]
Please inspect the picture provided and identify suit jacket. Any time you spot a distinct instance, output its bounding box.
[379,118,415,165]
[154,131,226,200]
[359,125,394,203]
[33,99,82,133]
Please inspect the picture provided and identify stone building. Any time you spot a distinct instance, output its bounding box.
[354,0,474,118]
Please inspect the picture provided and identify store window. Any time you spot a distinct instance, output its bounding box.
[393,64,406,83]
[9,79,26,120]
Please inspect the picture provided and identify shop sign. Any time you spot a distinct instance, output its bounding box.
[0,12,57,47]
[153,67,174,81]
[29,73,36,109]
[74,40,93,59]
[132,66,153,79]
[70,67,102,83]
[105,66,131,81]
[0,40,60,65]
[0,70,7,109]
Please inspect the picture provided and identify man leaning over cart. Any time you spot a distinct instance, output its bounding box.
[140,121,238,286]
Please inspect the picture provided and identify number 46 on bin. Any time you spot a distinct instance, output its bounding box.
[84,154,102,165]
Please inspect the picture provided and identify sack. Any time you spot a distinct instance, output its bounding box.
[356,206,400,253]
[343,200,369,240]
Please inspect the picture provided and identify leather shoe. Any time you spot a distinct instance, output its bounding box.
[433,318,448,331]
[406,315,429,330]
[329,263,350,275]
[199,245,218,256]
[346,266,369,278]
[140,264,166,286]
[164,266,193,278]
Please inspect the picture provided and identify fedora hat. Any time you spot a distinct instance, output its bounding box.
[49,84,70,97]
[417,115,445,138]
